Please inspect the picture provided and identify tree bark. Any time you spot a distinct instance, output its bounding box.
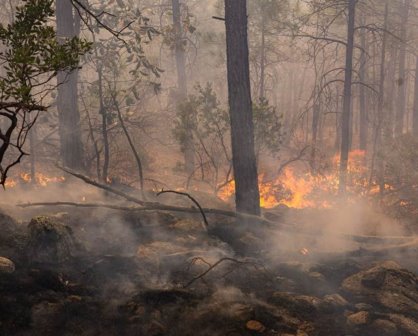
[395,0,411,136]
[359,19,368,151]
[338,0,356,194]
[172,0,194,176]
[259,20,266,99]
[225,0,260,215]
[412,56,418,136]
[56,0,84,170]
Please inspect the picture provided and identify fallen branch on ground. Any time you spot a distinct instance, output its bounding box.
[57,165,146,206]
[157,189,208,230]
[17,202,418,244]
[184,257,272,288]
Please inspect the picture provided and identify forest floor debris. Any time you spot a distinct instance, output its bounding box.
[0,201,418,335]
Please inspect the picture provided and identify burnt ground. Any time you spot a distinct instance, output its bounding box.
[0,199,418,336]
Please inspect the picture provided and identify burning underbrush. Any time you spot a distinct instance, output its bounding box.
[0,148,418,335]
[218,150,377,209]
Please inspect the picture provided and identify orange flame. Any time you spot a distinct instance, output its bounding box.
[218,150,373,209]
[3,172,65,188]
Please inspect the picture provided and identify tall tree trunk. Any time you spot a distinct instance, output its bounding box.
[338,0,356,194]
[412,56,418,136]
[395,0,411,136]
[56,0,84,170]
[375,1,389,195]
[98,66,109,183]
[310,92,320,172]
[29,114,37,185]
[259,20,266,99]
[172,0,194,176]
[359,20,368,150]
[225,0,260,215]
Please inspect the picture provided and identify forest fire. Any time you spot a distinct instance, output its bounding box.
[218,150,372,209]
[4,172,65,188]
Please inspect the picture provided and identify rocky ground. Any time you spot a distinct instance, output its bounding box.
[0,200,418,336]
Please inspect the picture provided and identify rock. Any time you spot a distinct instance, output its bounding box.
[361,268,386,288]
[270,292,321,318]
[346,311,370,326]
[27,216,77,264]
[0,210,25,261]
[370,319,397,336]
[319,293,349,312]
[246,320,266,332]
[387,314,418,336]
[0,256,15,273]
[354,303,374,311]
[342,261,418,317]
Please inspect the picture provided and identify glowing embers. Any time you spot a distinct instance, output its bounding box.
[4,172,65,188]
[218,150,376,209]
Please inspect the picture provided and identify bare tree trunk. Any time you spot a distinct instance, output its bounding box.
[310,97,320,171]
[225,0,260,215]
[376,1,389,195]
[412,56,418,136]
[395,0,411,136]
[259,20,266,99]
[56,0,84,170]
[98,66,109,183]
[338,0,356,194]
[172,0,194,176]
[359,19,368,151]
[29,114,37,184]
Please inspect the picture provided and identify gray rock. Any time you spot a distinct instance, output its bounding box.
[370,319,397,336]
[346,311,370,326]
[0,256,15,273]
[320,293,350,312]
[27,216,77,264]
[342,261,418,317]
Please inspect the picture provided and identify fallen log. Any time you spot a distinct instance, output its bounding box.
[17,201,417,245]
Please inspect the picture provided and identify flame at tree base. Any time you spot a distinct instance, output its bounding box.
[218,150,376,209]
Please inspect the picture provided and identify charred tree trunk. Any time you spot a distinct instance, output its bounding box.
[29,114,37,185]
[225,0,260,215]
[359,21,368,151]
[412,56,418,136]
[395,0,411,136]
[98,66,109,183]
[338,0,356,194]
[375,1,389,195]
[56,0,84,170]
[172,0,194,176]
[310,85,320,171]
[259,20,266,99]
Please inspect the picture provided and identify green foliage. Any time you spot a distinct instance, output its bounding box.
[173,83,228,154]
[253,98,283,155]
[0,0,91,185]
[87,0,162,120]
[173,84,283,189]
[0,0,91,104]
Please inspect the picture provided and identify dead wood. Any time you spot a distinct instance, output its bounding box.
[183,257,272,288]
[157,189,209,231]
[349,238,418,257]
[17,202,418,246]
[57,165,147,205]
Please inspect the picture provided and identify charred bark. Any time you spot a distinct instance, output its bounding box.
[56,0,84,170]
[225,0,260,215]
[412,56,418,136]
[359,21,368,151]
[172,0,194,176]
[394,0,411,136]
[338,0,356,194]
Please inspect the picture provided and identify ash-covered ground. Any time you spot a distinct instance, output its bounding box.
[0,185,418,336]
